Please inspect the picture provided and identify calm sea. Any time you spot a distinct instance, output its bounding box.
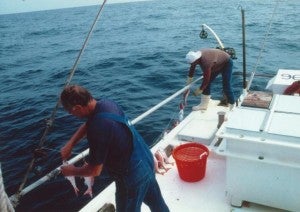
[0,0,299,211]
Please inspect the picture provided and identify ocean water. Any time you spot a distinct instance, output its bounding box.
[0,0,299,211]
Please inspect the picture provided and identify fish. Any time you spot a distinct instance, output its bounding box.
[154,147,174,175]
[154,154,167,175]
[183,89,190,106]
[177,89,190,122]
[178,105,184,122]
[62,161,79,196]
[83,176,94,198]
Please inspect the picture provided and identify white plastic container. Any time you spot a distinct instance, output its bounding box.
[216,94,300,211]
[266,69,300,94]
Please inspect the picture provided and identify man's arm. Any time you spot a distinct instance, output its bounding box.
[61,123,87,160]
[188,63,197,78]
[200,68,212,91]
[61,162,103,177]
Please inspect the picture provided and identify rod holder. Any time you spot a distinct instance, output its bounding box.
[217,111,226,129]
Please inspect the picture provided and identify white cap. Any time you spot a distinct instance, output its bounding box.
[185,51,202,63]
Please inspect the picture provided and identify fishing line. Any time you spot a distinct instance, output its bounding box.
[247,0,280,90]
[152,112,180,147]
[152,89,191,147]
[12,0,108,206]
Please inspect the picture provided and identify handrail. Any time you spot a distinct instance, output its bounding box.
[10,76,203,200]
[132,76,202,124]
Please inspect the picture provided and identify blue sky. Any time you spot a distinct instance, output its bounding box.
[0,0,146,15]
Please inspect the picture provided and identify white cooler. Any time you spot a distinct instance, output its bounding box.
[216,94,300,211]
[266,69,300,94]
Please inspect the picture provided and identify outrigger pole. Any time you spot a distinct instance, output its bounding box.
[246,1,280,90]
[10,0,108,207]
[241,8,247,90]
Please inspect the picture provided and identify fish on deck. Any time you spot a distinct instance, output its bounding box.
[154,145,175,175]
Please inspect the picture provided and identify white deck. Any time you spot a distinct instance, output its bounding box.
[80,99,289,212]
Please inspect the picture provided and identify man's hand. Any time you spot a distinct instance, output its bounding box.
[193,88,203,96]
[186,77,193,85]
[61,163,76,176]
[61,162,103,177]
[61,142,73,161]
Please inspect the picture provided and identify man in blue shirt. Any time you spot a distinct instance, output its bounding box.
[60,85,169,212]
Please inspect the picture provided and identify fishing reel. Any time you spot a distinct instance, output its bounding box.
[32,148,48,176]
[216,46,237,60]
[33,148,48,158]
[199,26,208,39]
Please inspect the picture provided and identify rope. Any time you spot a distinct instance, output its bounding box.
[13,0,108,206]
[246,0,280,90]
[0,164,15,212]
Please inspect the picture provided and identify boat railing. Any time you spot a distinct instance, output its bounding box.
[10,76,203,202]
[132,76,202,124]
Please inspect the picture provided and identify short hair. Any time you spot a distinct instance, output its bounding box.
[60,85,93,110]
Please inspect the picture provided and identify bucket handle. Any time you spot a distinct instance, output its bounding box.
[199,152,208,159]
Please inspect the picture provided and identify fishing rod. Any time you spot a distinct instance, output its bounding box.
[11,0,108,207]
[246,0,280,90]
[10,76,203,199]
[200,24,237,60]
[200,24,225,49]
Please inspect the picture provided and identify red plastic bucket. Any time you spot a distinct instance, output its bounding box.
[172,142,209,182]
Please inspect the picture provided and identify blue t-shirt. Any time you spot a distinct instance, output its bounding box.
[86,99,132,171]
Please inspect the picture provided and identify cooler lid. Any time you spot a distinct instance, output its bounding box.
[273,95,300,113]
[268,95,300,138]
[178,119,217,143]
[225,108,267,132]
[268,112,300,138]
